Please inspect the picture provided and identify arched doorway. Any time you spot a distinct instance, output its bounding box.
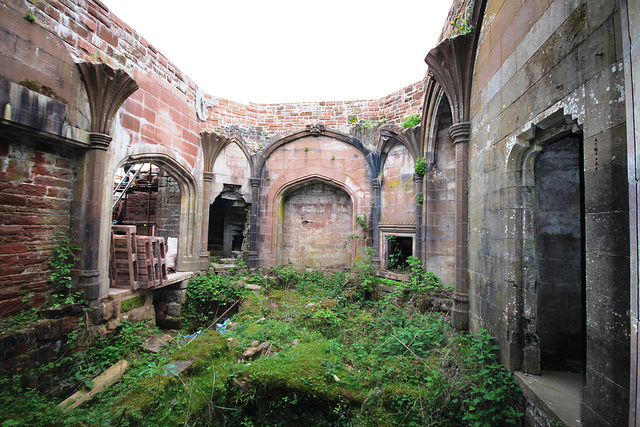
[533,134,586,373]
[208,185,248,259]
[510,114,587,375]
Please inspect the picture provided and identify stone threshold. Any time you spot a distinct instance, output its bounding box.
[515,370,584,426]
[107,271,193,297]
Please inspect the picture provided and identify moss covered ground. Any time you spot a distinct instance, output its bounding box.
[0,265,522,426]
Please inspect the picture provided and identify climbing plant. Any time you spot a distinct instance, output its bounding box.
[48,233,82,306]
[414,157,427,176]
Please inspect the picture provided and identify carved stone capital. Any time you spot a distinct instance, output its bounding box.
[78,62,139,136]
[449,122,471,144]
[203,171,214,182]
[89,132,112,150]
[250,178,262,188]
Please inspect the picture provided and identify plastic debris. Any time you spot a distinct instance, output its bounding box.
[215,318,231,333]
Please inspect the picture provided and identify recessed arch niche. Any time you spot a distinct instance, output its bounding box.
[277,178,354,268]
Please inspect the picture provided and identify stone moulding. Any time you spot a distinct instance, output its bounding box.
[77,62,139,136]
[200,130,255,176]
[425,32,475,125]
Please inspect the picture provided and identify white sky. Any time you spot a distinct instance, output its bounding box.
[101,1,453,104]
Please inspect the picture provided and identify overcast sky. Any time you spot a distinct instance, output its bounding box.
[101,1,453,104]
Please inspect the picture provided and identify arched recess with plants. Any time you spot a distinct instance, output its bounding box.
[376,122,423,271]
[208,139,253,261]
[378,141,416,271]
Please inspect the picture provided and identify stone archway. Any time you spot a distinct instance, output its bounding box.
[113,154,201,273]
[208,185,248,259]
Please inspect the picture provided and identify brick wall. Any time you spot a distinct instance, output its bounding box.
[0,138,77,316]
[207,81,425,147]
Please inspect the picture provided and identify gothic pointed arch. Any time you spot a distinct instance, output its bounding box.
[275,175,357,268]
[421,77,450,170]
[115,153,201,272]
[255,126,379,180]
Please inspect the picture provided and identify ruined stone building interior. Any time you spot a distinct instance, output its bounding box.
[0,0,639,425]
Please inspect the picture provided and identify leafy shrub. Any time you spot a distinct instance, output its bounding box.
[414,157,427,176]
[183,273,246,329]
[401,114,420,129]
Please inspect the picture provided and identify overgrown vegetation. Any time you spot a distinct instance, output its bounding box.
[48,233,82,307]
[414,157,427,176]
[450,2,474,36]
[401,114,421,129]
[0,260,521,426]
[349,116,388,132]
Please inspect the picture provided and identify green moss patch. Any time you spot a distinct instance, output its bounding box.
[119,295,146,313]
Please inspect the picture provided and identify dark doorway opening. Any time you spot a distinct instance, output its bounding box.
[534,134,586,373]
[208,185,248,259]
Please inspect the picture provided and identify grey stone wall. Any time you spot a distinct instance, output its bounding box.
[467,1,629,425]
[621,0,640,423]
[155,170,181,243]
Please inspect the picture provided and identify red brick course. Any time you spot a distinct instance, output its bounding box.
[0,141,76,316]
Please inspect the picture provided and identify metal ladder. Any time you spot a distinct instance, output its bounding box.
[112,164,144,210]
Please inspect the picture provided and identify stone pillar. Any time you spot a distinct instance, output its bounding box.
[75,62,138,300]
[371,180,381,268]
[247,178,261,268]
[71,133,109,299]
[199,171,213,269]
[449,122,470,331]
[414,173,424,263]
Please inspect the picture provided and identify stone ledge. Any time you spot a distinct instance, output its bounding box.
[514,371,583,427]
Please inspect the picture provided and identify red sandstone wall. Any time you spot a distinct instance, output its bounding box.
[0,140,77,316]
[257,135,372,266]
[18,0,424,155]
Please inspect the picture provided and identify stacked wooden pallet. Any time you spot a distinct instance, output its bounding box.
[110,225,139,289]
[110,226,168,290]
[136,236,168,288]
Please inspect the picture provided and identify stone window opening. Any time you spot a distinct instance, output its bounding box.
[385,235,414,271]
[379,227,416,271]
